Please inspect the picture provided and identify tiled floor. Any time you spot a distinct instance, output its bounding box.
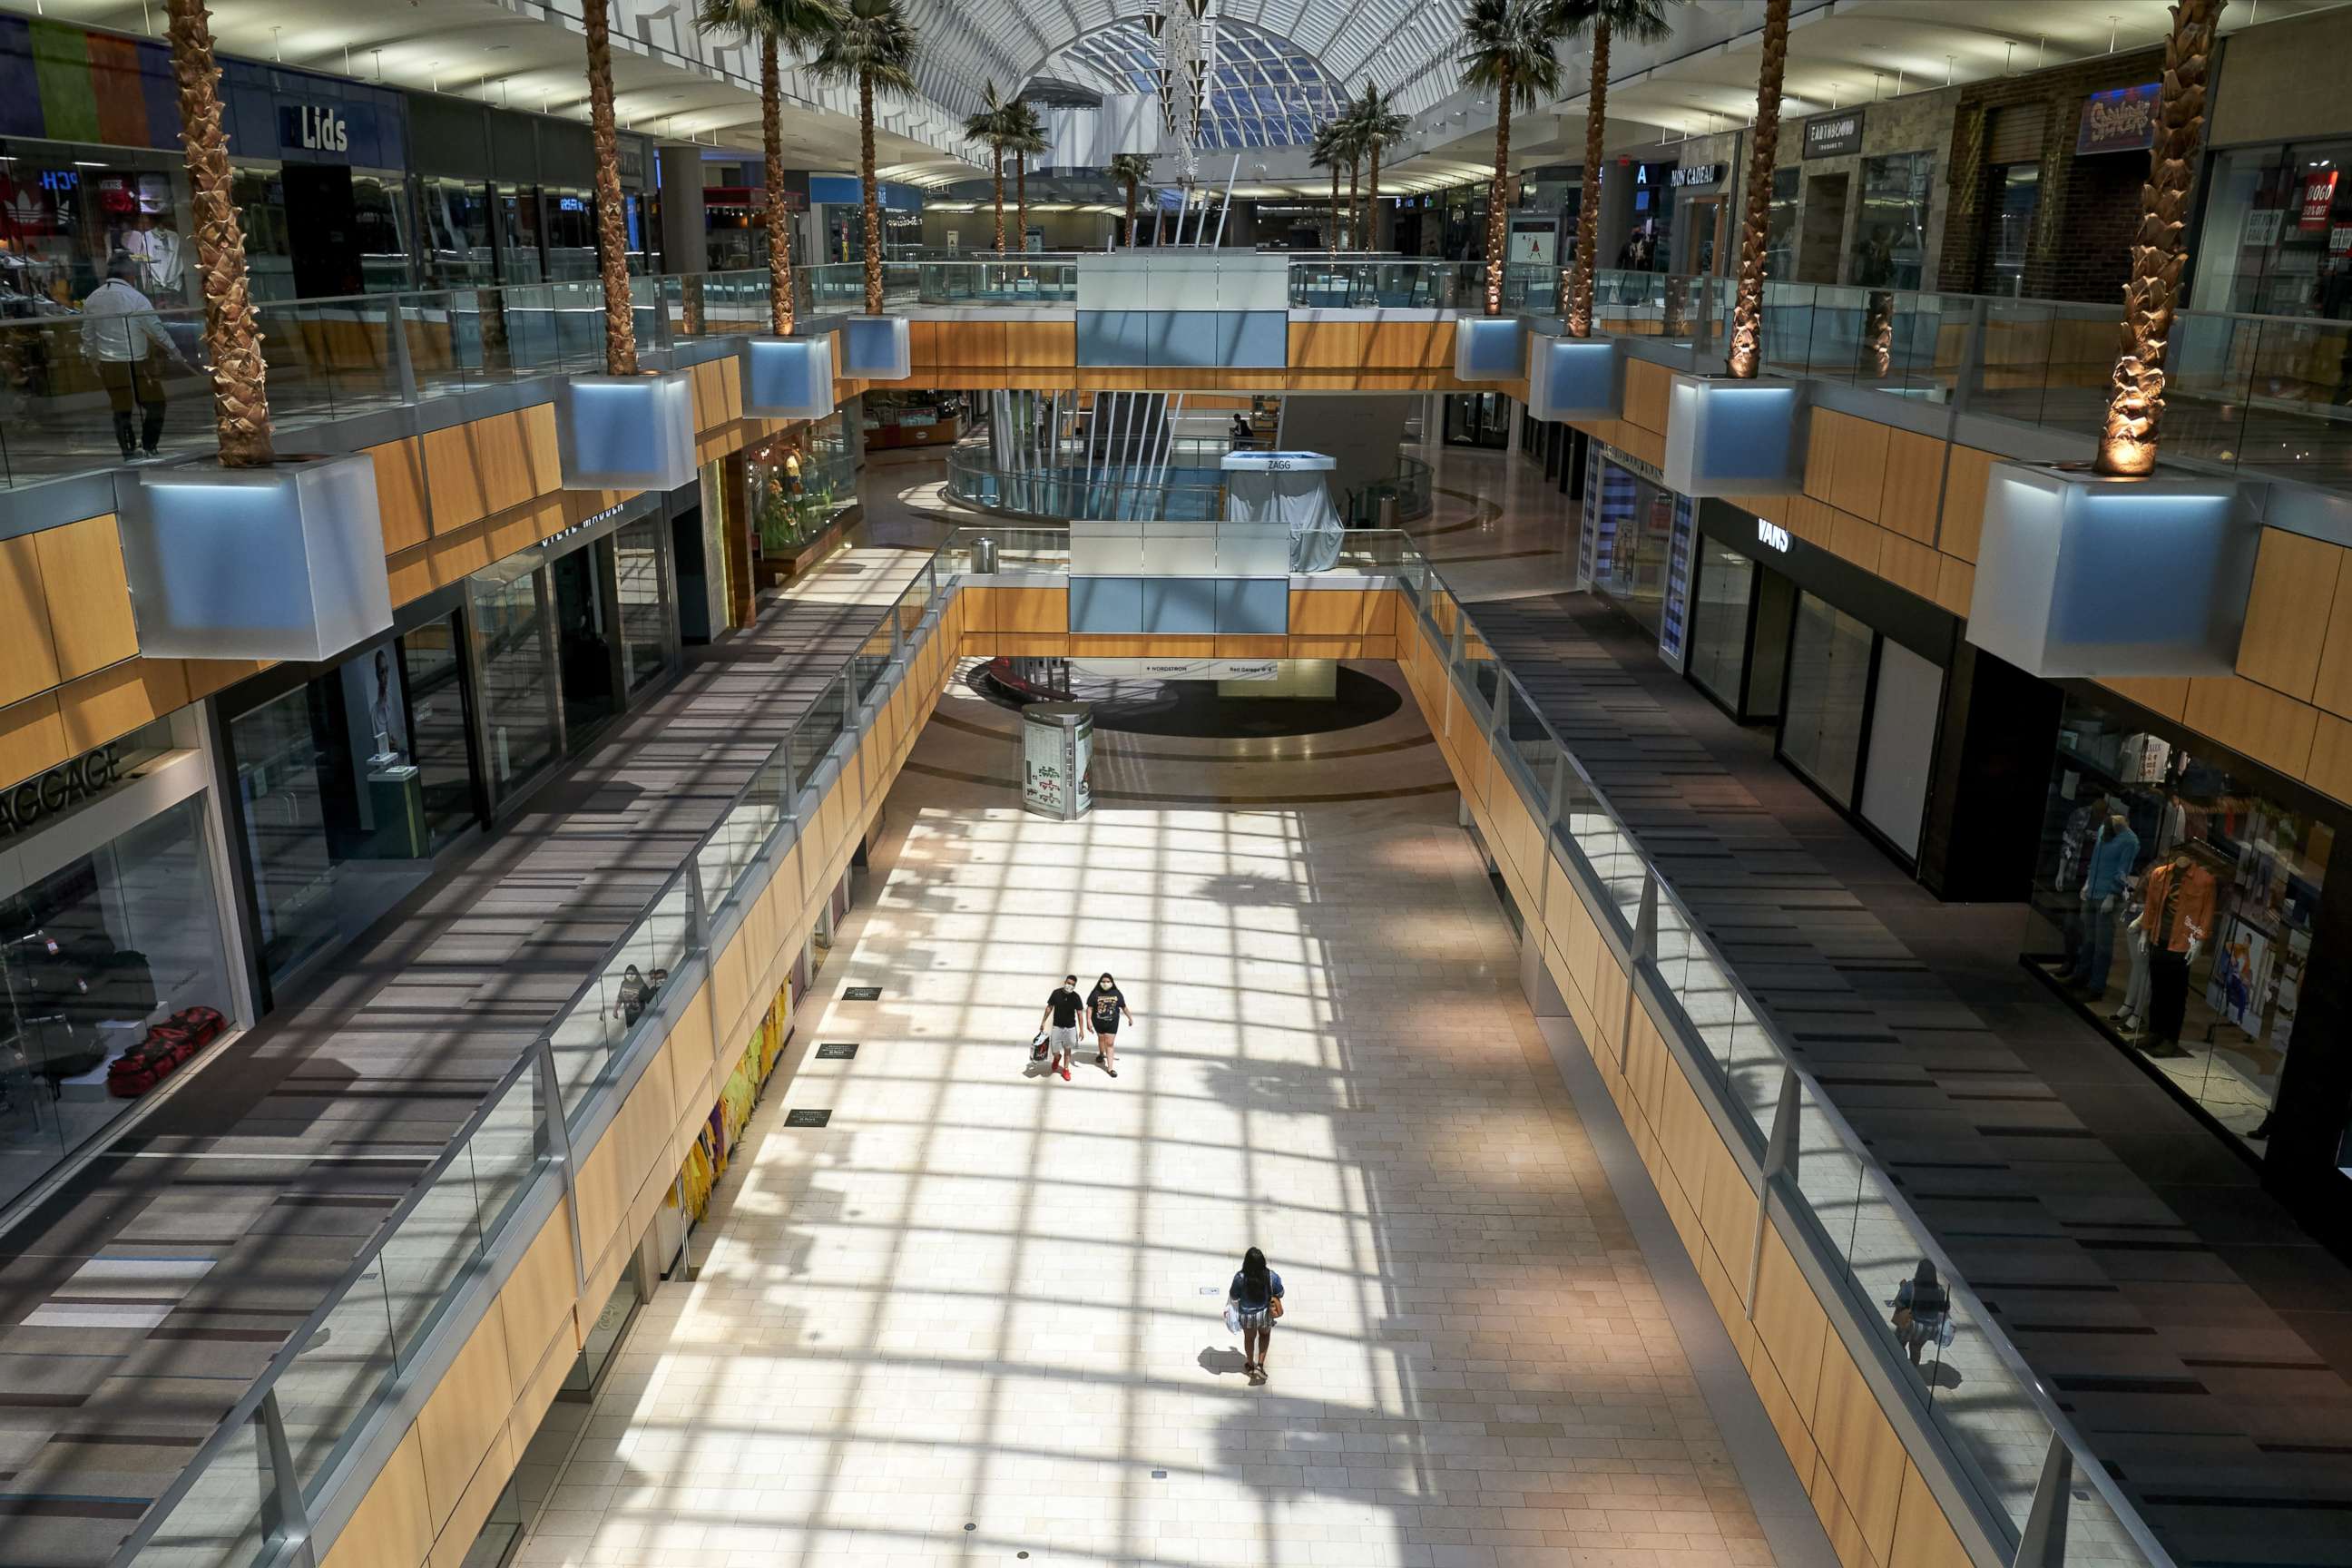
[519,671,1792,1568]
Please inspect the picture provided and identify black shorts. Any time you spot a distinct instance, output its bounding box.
[1092,1022,1118,1038]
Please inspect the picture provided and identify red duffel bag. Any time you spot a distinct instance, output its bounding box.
[107,1006,227,1098]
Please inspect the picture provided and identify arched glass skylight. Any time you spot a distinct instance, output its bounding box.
[1044,15,1343,149]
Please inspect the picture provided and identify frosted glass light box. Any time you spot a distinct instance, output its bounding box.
[554,371,697,492]
[1660,372,1808,496]
[742,335,837,419]
[122,453,392,662]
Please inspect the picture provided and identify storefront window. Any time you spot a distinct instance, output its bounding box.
[1986,166,2040,297]
[2029,694,2328,1148]
[1688,544,1754,709]
[1764,169,1799,280]
[746,418,857,578]
[613,518,677,694]
[2,792,233,1210]
[1855,152,1930,290]
[544,190,599,282]
[496,186,544,285]
[1780,593,1873,807]
[228,638,455,991]
[0,141,193,308]
[2189,143,2352,318]
[1592,457,1678,640]
[419,177,497,286]
[470,554,560,797]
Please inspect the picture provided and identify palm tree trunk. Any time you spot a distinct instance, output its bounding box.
[1124,177,1137,247]
[1367,142,1383,250]
[1484,64,1514,318]
[1329,162,1342,257]
[2097,0,2224,477]
[583,0,636,375]
[165,0,270,466]
[762,35,793,337]
[993,147,1005,255]
[1348,159,1360,250]
[1567,19,1610,338]
[858,67,882,316]
[1015,158,1028,258]
[1726,0,1790,378]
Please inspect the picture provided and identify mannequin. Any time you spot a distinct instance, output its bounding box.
[2112,872,2152,1035]
[2065,811,2139,998]
[2136,848,2215,1054]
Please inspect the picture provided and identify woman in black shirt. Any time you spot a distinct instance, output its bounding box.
[1088,973,1134,1076]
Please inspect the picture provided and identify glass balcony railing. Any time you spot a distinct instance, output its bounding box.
[10,257,2352,499]
[114,554,946,1568]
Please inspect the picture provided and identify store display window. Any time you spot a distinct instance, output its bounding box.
[747,414,857,581]
[2190,142,2352,318]
[1587,455,1685,644]
[1687,544,1794,724]
[2027,692,2329,1148]
[470,552,561,799]
[1854,152,1930,290]
[1780,594,1874,808]
[3,787,234,1212]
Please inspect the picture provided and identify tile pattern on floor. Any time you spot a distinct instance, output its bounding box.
[521,690,1779,1568]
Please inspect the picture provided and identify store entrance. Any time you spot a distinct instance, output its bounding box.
[226,615,485,996]
[551,540,621,750]
[1443,392,1512,449]
[283,164,363,299]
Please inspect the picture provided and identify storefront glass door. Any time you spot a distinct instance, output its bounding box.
[1779,593,1874,808]
[229,643,445,991]
[1444,393,1511,448]
[551,540,621,748]
[1687,547,1754,710]
[495,185,545,284]
[613,518,678,694]
[469,554,561,799]
[401,612,482,848]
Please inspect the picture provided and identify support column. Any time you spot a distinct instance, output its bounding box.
[658,142,709,280]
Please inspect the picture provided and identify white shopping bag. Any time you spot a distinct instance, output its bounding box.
[1222,1301,1241,1337]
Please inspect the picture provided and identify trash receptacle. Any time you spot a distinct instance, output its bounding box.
[975,535,999,574]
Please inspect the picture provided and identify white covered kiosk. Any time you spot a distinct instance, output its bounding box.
[1221,450,1345,572]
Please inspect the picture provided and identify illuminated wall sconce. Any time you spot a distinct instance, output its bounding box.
[1967,462,2253,678]
[1453,317,1526,384]
[1524,335,1623,421]
[554,371,698,492]
[1661,372,1809,496]
[840,316,911,381]
[741,335,838,419]
[121,454,392,662]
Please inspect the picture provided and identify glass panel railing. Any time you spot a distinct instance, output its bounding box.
[124,1409,275,1568]
[1431,582,2168,1566]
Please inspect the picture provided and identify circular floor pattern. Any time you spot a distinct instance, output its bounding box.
[968,661,1403,738]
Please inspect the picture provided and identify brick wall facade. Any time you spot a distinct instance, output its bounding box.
[1938,45,2170,302]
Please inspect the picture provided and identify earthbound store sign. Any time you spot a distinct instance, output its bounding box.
[2077,83,2161,155]
[1802,110,1864,159]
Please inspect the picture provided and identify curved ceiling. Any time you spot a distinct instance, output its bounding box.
[1036,15,1344,149]
[906,0,1467,116]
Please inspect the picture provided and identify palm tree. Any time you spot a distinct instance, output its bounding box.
[1109,152,1154,247]
[1309,121,1346,256]
[1723,0,1790,377]
[165,0,270,465]
[963,81,1014,255]
[1004,100,1050,257]
[810,0,918,316]
[1457,0,1564,316]
[2098,0,2225,476]
[698,0,843,338]
[1551,0,1678,338]
[1355,81,1409,252]
[580,0,640,373]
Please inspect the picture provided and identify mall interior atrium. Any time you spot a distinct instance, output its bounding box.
[5,1,2352,1566]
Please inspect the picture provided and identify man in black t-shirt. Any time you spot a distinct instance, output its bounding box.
[1038,974,1083,1082]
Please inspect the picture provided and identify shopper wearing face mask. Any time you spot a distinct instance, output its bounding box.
[1087,972,1135,1077]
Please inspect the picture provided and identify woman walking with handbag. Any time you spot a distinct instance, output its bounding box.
[1227,1246,1284,1384]
[1890,1259,1949,1367]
